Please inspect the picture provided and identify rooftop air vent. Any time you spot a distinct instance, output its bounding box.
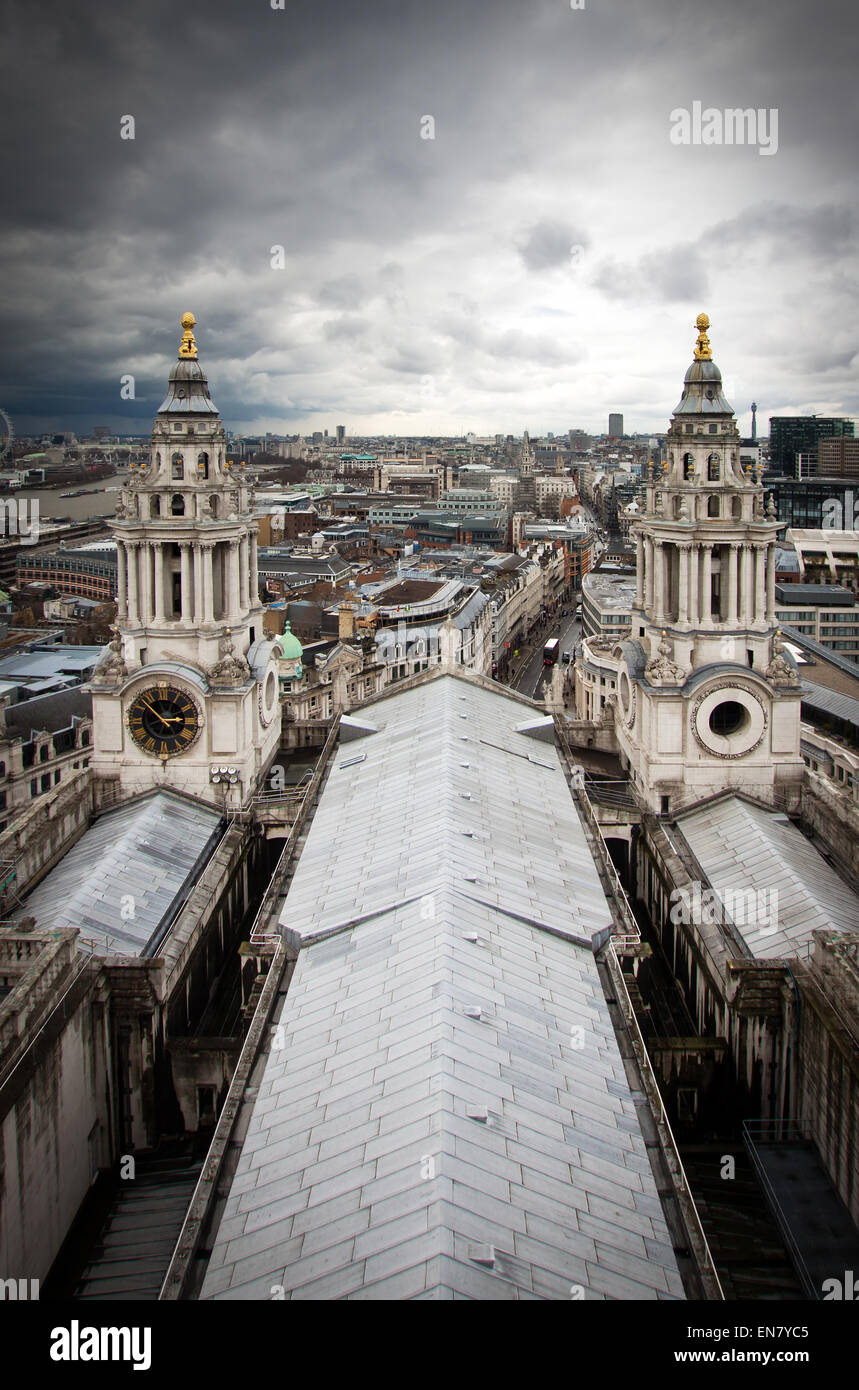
[466,1105,489,1123]
[468,1244,496,1266]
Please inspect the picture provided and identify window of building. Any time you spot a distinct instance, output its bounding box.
[39,744,49,762]
[41,773,51,793]
[30,778,38,798]
[197,1086,217,1124]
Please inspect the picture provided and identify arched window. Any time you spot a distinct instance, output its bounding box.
[683,453,694,480]
[707,495,720,518]
[197,452,210,479]
[150,494,161,518]
[732,496,742,519]
[171,494,185,516]
[171,453,184,480]
[707,454,720,481]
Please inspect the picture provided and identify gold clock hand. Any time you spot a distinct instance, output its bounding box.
[139,699,175,729]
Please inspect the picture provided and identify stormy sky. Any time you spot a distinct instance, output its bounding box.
[2,0,858,439]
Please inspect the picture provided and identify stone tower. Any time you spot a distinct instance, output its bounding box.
[89,312,282,809]
[580,314,803,815]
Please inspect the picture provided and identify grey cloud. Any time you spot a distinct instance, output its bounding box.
[2,0,859,432]
[517,220,589,272]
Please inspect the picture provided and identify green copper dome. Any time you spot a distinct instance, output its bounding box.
[278,621,303,660]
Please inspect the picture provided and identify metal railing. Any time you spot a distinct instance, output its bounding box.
[555,721,641,948]
[555,720,723,1296]
[742,1120,817,1300]
[604,938,725,1300]
[159,935,288,1300]
[0,937,96,1094]
[248,718,341,945]
[583,776,640,811]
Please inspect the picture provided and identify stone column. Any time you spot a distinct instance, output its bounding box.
[180,543,192,623]
[126,542,139,625]
[700,545,712,623]
[635,533,644,608]
[678,545,689,625]
[239,536,250,611]
[726,543,738,624]
[644,536,654,614]
[141,544,153,624]
[688,543,699,625]
[755,545,766,623]
[201,543,215,624]
[193,544,204,622]
[249,532,259,606]
[116,541,127,619]
[228,540,240,620]
[655,541,668,621]
[153,543,165,622]
[766,545,776,623]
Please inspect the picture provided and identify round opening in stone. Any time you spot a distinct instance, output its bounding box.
[708,699,748,737]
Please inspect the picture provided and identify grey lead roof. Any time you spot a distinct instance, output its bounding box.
[3,685,91,739]
[14,791,222,956]
[201,675,685,1300]
[676,796,859,959]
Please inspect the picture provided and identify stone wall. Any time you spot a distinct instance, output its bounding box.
[795,932,859,1226]
[0,933,114,1284]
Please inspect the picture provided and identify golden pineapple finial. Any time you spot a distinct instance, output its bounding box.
[179,311,198,360]
[693,312,712,361]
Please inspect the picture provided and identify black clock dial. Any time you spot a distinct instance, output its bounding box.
[127,683,200,757]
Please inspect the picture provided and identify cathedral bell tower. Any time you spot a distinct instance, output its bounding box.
[582,314,804,815]
[89,313,282,810]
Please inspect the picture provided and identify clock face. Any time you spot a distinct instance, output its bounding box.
[127,683,201,758]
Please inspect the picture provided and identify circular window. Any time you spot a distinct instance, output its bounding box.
[708,700,747,737]
[259,667,278,726]
[692,686,767,759]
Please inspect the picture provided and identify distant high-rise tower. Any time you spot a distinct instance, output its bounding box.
[750,402,757,440]
[608,413,624,438]
[336,425,346,445]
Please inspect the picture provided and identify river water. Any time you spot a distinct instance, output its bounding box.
[16,473,127,525]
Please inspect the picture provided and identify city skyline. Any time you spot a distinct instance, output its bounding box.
[1,0,858,438]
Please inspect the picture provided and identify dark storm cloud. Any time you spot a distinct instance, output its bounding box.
[517,221,589,272]
[1,0,858,433]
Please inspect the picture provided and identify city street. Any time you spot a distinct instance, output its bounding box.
[510,609,583,701]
